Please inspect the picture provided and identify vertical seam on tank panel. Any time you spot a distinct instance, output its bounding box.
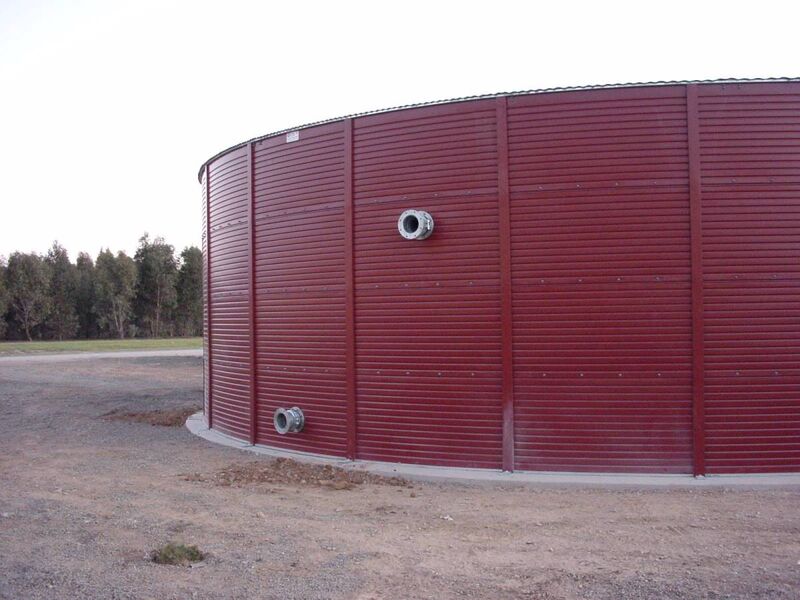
[205,163,213,430]
[497,96,515,472]
[247,142,257,445]
[687,84,706,476]
[344,118,357,460]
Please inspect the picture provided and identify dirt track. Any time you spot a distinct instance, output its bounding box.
[1,355,798,599]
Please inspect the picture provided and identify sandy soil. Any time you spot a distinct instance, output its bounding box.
[0,355,798,599]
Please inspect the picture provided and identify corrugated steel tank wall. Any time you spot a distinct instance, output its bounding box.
[202,81,800,474]
[353,101,503,468]
[507,86,694,473]
[697,84,800,473]
[206,148,253,438]
[253,122,348,456]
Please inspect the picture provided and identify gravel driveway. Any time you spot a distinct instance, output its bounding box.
[0,354,798,599]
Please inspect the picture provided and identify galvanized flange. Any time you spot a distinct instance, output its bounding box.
[274,406,305,434]
[398,209,434,240]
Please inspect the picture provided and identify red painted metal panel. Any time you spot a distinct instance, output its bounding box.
[247,142,257,445]
[208,147,252,439]
[253,122,348,457]
[496,97,516,472]
[344,118,357,459]
[686,85,707,475]
[698,82,800,473]
[353,101,503,469]
[202,166,210,427]
[508,86,693,473]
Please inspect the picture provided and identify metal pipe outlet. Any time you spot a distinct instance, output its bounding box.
[398,209,434,240]
[274,406,305,434]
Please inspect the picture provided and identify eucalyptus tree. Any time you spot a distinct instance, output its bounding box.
[6,252,51,341]
[94,249,137,339]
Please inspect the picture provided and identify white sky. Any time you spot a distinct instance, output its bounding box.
[1,0,797,261]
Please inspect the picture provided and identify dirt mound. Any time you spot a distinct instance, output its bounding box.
[103,407,199,427]
[183,458,408,490]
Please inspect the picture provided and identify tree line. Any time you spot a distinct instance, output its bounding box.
[0,234,203,341]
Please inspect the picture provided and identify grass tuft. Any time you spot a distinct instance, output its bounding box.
[150,542,205,566]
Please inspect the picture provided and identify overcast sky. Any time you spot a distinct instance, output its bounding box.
[1,0,797,261]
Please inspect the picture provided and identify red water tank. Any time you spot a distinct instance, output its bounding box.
[200,80,800,475]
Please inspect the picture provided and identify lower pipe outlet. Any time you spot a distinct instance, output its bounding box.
[274,406,305,434]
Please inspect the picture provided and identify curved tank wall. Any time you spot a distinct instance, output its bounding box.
[200,80,800,474]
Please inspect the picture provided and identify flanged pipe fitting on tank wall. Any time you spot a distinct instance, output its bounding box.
[274,407,305,434]
[398,209,434,240]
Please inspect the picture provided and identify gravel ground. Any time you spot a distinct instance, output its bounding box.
[1,355,799,599]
